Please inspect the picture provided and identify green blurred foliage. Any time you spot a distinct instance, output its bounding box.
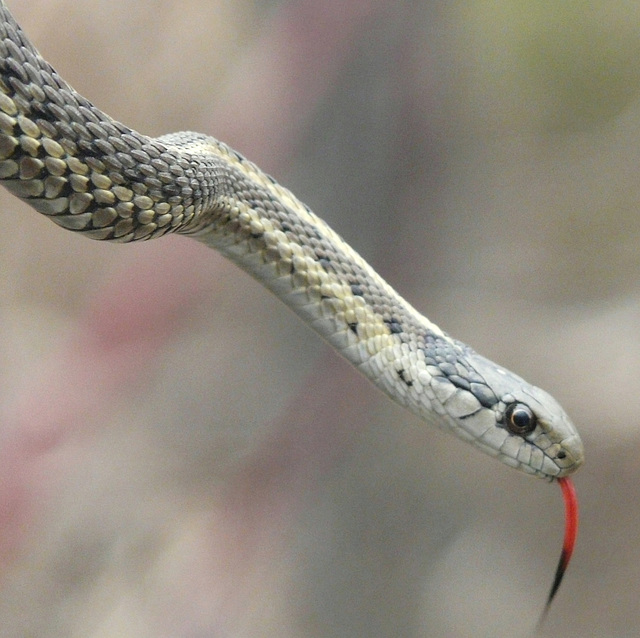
[455,0,640,132]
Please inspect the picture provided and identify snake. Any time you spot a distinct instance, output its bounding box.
[0,2,583,482]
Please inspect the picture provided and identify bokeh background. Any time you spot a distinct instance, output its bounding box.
[0,1,638,636]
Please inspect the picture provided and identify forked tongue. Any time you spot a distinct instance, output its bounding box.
[537,476,579,627]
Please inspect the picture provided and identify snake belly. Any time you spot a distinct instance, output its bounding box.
[0,2,583,479]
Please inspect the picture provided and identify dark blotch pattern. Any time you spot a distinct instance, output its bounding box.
[421,337,497,407]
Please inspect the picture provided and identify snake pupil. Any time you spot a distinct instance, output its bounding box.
[504,402,537,436]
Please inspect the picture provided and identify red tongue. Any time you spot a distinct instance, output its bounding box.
[539,476,579,624]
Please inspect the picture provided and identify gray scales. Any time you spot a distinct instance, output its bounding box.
[0,1,583,479]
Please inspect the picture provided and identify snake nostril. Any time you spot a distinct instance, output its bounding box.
[557,451,567,459]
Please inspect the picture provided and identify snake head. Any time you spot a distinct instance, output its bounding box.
[461,353,585,479]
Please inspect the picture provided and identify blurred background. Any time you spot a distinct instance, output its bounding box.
[0,1,637,636]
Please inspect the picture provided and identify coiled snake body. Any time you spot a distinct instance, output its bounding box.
[0,3,583,479]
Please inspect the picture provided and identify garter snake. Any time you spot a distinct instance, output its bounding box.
[0,2,583,480]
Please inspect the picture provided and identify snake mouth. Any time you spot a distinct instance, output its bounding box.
[512,456,580,481]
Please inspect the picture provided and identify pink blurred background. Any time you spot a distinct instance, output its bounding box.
[0,1,638,636]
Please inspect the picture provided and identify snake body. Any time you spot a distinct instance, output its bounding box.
[0,3,583,479]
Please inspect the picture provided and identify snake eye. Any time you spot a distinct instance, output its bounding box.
[504,402,537,436]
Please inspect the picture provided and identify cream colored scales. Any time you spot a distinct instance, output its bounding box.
[0,3,583,479]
